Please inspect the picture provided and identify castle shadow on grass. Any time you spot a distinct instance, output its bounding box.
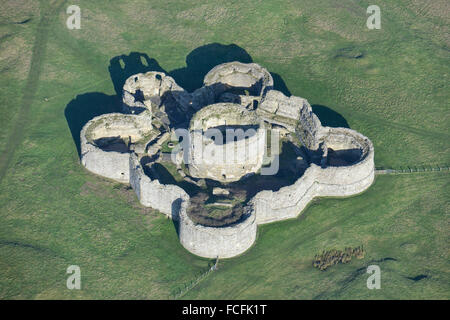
[64,43,347,158]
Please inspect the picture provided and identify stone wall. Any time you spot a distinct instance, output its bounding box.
[80,113,153,183]
[251,127,375,225]
[129,153,189,220]
[188,128,266,182]
[189,102,260,130]
[81,141,131,183]
[316,127,375,196]
[178,202,257,259]
[204,62,273,98]
[78,61,376,260]
[296,98,325,150]
[187,103,266,182]
[83,112,153,142]
[251,161,374,226]
[123,71,190,112]
[257,90,325,145]
[251,165,320,224]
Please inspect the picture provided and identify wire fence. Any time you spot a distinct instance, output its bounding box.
[375,165,449,175]
[171,257,219,300]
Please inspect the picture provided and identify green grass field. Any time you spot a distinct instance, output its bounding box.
[0,0,448,299]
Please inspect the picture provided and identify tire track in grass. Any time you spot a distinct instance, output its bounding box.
[0,1,66,183]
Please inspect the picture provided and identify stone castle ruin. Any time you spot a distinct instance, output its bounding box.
[187,103,266,182]
[80,62,374,258]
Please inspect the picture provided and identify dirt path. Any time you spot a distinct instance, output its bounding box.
[0,1,66,183]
